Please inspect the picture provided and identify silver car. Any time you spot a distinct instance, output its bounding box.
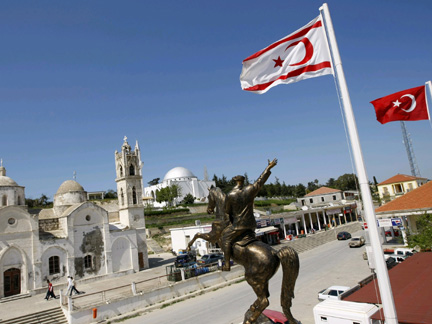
[349,236,365,248]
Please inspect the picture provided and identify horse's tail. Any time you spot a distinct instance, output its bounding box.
[277,246,299,324]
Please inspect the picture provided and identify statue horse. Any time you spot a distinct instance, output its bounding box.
[187,186,299,324]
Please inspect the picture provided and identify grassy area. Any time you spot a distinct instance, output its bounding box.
[253,199,296,207]
[146,214,214,228]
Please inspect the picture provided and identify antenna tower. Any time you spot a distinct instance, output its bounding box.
[400,121,421,177]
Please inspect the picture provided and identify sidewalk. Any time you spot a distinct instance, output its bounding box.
[0,252,176,322]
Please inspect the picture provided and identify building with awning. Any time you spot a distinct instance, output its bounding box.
[256,199,359,239]
[255,226,280,245]
[375,180,432,244]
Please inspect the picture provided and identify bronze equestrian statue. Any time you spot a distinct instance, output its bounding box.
[187,159,299,324]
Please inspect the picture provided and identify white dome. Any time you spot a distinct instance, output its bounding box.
[54,180,87,208]
[0,176,19,187]
[163,167,196,181]
[56,180,85,194]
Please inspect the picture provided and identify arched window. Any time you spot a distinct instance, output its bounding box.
[84,255,92,269]
[17,196,21,205]
[49,256,60,274]
[1,195,7,206]
[132,187,137,205]
[119,165,123,177]
[129,165,135,176]
[120,189,124,206]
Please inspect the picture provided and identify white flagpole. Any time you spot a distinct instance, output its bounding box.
[319,3,398,323]
[425,81,432,122]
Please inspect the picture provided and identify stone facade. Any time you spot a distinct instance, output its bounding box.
[0,138,149,298]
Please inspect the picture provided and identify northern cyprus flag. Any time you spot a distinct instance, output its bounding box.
[240,16,333,94]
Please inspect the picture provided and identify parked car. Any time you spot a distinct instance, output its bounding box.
[348,236,365,248]
[197,253,224,265]
[262,309,288,324]
[394,248,415,256]
[385,256,397,269]
[318,285,350,301]
[174,252,196,268]
[337,231,351,240]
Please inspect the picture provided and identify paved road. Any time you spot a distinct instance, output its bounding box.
[119,230,372,324]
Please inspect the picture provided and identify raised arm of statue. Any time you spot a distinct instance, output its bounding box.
[252,158,278,193]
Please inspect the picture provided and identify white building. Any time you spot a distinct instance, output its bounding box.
[0,137,149,298]
[144,167,215,207]
[297,186,344,207]
[170,224,213,256]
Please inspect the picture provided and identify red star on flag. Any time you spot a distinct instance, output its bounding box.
[273,56,284,68]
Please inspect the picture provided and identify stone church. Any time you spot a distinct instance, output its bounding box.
[0,138,148,298]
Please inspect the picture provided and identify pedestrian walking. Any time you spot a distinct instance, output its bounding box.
[45,279,56,300]
[67,276,81,296]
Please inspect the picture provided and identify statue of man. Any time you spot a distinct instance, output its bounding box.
[221,158,277,271]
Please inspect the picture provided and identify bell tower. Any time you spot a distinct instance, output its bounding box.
[114,136,145,228]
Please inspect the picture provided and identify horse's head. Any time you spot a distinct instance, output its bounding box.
[207,186,217,214]
[207,186,226,219]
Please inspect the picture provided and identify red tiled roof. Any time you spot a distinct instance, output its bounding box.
[304,186,341,197]
[344,253,432,323]
[375,180,432,213]
[377,174,427,186]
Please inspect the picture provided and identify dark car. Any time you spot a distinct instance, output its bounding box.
[197,253,224,265]
[174,252,196,268]
[386,256,397,269]
[337,231,351,240]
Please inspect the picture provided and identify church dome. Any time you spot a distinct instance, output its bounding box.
[0,175,19,187]
[0,166,19,187]
[56,180,85,195]
[163,167,196,181]
[54,180,86,208]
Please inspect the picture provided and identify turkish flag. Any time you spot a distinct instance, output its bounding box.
[370,85,430,124]
[240,16,333,94]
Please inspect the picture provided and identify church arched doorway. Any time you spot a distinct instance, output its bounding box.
[4,268,21,297]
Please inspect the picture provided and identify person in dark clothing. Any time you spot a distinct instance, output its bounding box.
[45,279,56,300]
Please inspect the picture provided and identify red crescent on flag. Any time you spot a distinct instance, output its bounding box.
[285,37,314,66]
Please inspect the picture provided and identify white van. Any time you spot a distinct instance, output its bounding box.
[314,299,380,324]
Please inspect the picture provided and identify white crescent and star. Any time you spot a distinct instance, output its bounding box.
[272,37,314,69]
[392,94,416,113]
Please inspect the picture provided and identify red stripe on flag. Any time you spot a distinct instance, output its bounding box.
[243,21,323,62]
[243,61,332,92]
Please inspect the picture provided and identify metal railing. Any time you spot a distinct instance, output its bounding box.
[62,263,223,311]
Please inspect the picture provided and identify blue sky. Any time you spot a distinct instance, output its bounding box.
[1,1,431,199]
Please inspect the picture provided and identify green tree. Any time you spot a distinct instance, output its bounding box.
[334,173,358,191]
[156,184,182,206]
[307,179,319,193]
[294,183,306,197]
[26,194,53,208]
[326,178,336,188]
[148,178,160,186]
[407,213,432,251]
[243,172,250,185]
[38,194,51,206]
[104,189,117,199]
[182,193,195,204]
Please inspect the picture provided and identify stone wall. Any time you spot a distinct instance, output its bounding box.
[39,218,59,231]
